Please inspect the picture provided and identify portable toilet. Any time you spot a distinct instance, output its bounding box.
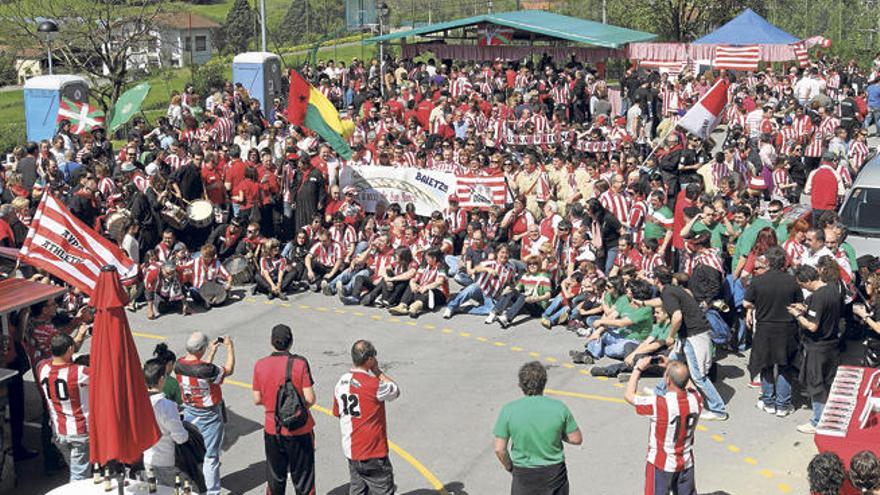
[24,75,89,143]
[232,52,282,121]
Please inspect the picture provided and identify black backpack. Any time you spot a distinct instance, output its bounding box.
[274,355,309,432]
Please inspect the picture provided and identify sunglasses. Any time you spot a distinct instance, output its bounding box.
[247,229,258,234]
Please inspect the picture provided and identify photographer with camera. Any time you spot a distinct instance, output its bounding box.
[625,356,702,495]
[174,332,235,495]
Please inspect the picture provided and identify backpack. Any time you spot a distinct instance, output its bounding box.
[274,355,309,433]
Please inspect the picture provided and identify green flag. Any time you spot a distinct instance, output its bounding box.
[109,82,151,132]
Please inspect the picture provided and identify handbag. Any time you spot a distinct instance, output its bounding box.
[864,337,880,368]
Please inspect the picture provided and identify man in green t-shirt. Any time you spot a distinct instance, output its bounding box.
[643,190,674,255]
[572,279,655,365]
[494,361,581,494]
[731,204,772,272]
[680,203,729,250]
[767,200,790,243]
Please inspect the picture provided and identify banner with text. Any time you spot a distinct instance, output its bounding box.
[340,165,456,216]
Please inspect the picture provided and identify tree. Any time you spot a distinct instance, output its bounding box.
[0,0,169,114]
[608,0,767,42]
[279,0,308,45]
[223,0,258,53]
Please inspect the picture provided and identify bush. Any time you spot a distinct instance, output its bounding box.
[0,53,18,87]
[191,61,226,97]
[0,123,26,155]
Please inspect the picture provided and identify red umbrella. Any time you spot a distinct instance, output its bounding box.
[88,266,160,464]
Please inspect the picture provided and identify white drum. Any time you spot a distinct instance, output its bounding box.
[187,200,213,228]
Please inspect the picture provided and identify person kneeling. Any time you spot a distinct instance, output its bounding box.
[486,255,552,329]
[389,249,448,318]
[255,239,296,301]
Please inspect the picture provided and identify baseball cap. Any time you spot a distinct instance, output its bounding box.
[271,324,293,350]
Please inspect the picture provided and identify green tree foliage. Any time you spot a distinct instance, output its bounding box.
[278,0,308,45]
[223,0,258,53]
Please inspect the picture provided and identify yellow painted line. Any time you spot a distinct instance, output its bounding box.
[223,379,448,494]
[424,324,436,329]
[711,434,724,442]
[613,383,624,388]
[245,297,257,302]
[579,370,590,375]
[459,332,471,337]
[696,425,708,432]
[476,337,488,342]
[442,328,453,334]
[727,445,741,453]
[528,352,540,357]
[280,303,291,308]
[778,483,791,493]
[353,311,365,316]
[744,457,758,465]
[759,469,774,478]
[264,300,274,305]
[562,363,574,369]
[494,342,506,347]
[545,357,557,363]
[316,307,328,312]
[545,389,626,404]
[299,304,310,309]
[405,322,418,327]
[510,346,523,352]
[334,309,347,314]
[372,315,383,320]
[594,376,609,381]
[132,331,165,340]
[388,317,400,323]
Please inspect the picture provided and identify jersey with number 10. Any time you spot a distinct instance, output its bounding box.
[36,360,90,437]
[333,369,391,461]
[634,389,702,472]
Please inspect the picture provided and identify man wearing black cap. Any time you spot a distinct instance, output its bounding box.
[252,324,316,495]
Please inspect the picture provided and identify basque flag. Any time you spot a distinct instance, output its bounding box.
[677,78,729,140]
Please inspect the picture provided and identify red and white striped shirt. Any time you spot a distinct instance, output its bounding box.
[191,257,230,288]
[260,256,287,278]
[771,168,791,198]
[415,264,448,296]
[329,224,358,255]
[689,248,725,275]
[476,260,516,299]
[848,140,869,171]
[599,190,632,228]
[784,238,806,265]
[37,360,89,436]
[634,389,703,472]
[309,241,343,267]
[333,369,400,461]
[175,358,225,408]
[641,253,665,279]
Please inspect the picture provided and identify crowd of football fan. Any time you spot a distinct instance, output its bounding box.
[5,51,880,493]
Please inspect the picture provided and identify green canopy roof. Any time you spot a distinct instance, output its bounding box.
[366,10,657,49]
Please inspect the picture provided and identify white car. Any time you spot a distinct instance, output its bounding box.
[839,154,880,257]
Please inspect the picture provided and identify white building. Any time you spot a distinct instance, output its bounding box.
[127,12,221,70]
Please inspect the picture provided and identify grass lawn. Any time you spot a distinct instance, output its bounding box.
[172,0,290,30]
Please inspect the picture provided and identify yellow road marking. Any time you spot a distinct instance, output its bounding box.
[778,483,791,493]
[299,304,310,309]
[372,315,383,320]
[280,303,291,308]
[442,328,453,334]
[353,312,365,316]
[545,357,557,363]
[388,317,400,323]
[528,352,540,357]
[744,457,758,465]
[334,309,347,314]
[562,363,574,369]
[223,379,447,493]
[711,434,724,442]
[545,389,626,404]
[459,332,471,337]
[263,300,273,305]
[594,376,608,381]
[613,383,624,388]
[759,469,774,478]
[424,324,436,329]
[510,346,523,352]
[316,307,328,312]
[405,322,418,326]
[476,337,488,342]
[727,445,741,453]
[494,342,506,347]
[132,331,165,340]
[579,370,590,375]
[696,425,708,432]
[245,297,257,302]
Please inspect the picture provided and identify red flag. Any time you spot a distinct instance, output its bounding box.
[88,267,161,465]
[678,78,729,139]
[287,70,310,126]
[456,174,508,210]
[791,41,810,68]
[714,45,761,71]
[18,194,137,295]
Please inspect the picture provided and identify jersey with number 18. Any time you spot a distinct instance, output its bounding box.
[333,369,400,461]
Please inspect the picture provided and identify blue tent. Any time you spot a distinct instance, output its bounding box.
[693,9,799,45]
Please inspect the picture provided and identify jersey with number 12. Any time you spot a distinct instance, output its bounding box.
[333,369,390,461]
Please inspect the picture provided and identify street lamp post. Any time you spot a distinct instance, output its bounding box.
[379,3,390,98]
[38,19,59,76]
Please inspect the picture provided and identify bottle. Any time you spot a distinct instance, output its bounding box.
[93,463,101,484]
[103,468,112,492]
[183,480,191,494]
[146,468,157,494]
[173,475,181,495]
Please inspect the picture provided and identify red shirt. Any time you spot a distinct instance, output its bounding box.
[175,358,224,408]
[201,166,226,205]
[252,353,315,436]
[0,218,15,246]
[333,369,399,460]
[224,159,247,190]
[233,179,260,209]
[37,360,90,436]
[809,166,841,211]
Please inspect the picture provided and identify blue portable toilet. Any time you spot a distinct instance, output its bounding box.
[24,75,89,143]
[232,52,282,121]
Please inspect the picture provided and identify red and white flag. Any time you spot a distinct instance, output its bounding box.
[18,194,137,295]
[677,78,730,139]
[713,45,761,71]
[56,98,105,135]
[456,174,507,209]
[790,41,810,68]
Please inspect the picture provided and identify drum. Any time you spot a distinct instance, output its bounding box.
[187,200,214,229]
[106,209,132,242]
[198,281,228,306]
[223,255,252,286]
[161,203,188,230]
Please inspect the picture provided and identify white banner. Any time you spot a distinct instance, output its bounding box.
[340,165,455,216]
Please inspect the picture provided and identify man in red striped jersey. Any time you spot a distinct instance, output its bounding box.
[36,333,91,481]
[333,340,400,494]
[175,332,235,495]
[625,357,702,495]
[443,244,516,318]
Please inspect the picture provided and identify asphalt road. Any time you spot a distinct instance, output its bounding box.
[18,285,825,495]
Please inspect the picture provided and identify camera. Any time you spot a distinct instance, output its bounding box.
[215,337,225,345]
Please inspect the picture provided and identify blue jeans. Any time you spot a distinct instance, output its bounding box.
[760,365,793,410]
[329,268,369,296]
[586,329,638,359]
[542,295,570,325]
[864,107,880,134]
[655,336,727,415]
[447,283,496,315]
[183,404,224,495]
[55,434,90,481]
[812,400,825,426]
[603,246,619,274]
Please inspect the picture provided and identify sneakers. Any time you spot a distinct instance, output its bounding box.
[408,300,424,317]
[557,312,568,325]
[267,292,275,300]
[341,296,359,305]
[747,379,761,389]
[336,281,345,300]
[699,410,729,421]
[797,423,817,434]
[617,372,632,383]
[320,280,331,295]
[485,312,497,325]
[498,315,510,329]
[541,318,552,329]
[442,308,453,319]
[755,400,776,415]
[375,297,387,308]
[278,293,289,302]
[575,327,593,338]
[569,350,594,365]
[775,406,794,418]
[388,303,408,315]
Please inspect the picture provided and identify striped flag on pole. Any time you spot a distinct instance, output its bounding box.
[713,45,761,71]
[677,78,730,139]
[456,174,508,209]
[791,41,810,68]
[18,194,137,295]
